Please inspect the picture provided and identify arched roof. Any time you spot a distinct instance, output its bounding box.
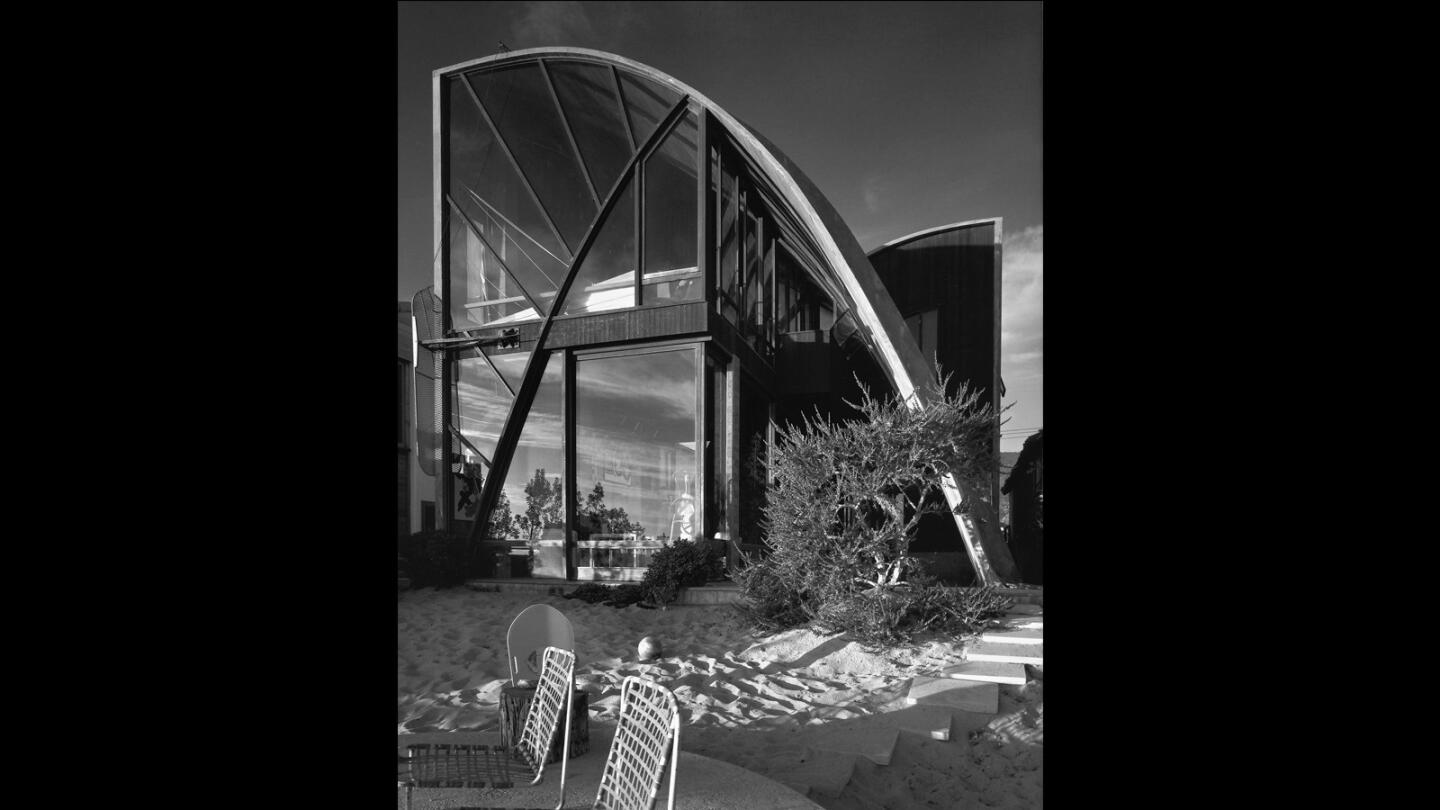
[434,47,1010,584]
[433,47,932,404]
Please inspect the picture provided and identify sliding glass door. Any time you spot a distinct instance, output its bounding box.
[573,345,701,581]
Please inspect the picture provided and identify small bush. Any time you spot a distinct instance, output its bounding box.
[606,583,648,608]
[398,530,475,588]
[564,582,614,604]
[640,539,711,605]
[563,582,648,608]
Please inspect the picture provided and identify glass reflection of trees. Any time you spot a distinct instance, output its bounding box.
[575,348,698,564]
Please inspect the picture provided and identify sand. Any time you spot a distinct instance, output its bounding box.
[399,587,1042,809]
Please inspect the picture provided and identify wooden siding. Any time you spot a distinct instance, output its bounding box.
[868,222,999,405]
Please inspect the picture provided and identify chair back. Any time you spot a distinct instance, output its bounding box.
[507,604,575,686]
[594,676,680,810]
[515,646,576,782]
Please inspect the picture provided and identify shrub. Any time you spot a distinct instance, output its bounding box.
[564,582,614,604]
[398,530,475,588]
[735,367,1009,643]
[563,582,648,608]
[639,539,711,605]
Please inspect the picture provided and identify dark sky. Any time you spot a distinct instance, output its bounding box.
[397,1,1042,447]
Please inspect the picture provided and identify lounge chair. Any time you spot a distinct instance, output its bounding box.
[508,603,576,687]
[593,676,681,810]
[400,645,577,810]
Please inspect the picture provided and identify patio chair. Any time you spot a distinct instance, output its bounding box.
[593,676,681,810]
[400,645,577,810]
[508,603,576,687]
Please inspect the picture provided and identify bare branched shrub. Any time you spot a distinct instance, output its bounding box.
[734,367,1012,644]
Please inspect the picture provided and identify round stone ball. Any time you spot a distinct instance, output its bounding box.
[638,636,663,661]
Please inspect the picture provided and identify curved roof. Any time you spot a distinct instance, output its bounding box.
[435,47,1010,584]
[434,47,932,404]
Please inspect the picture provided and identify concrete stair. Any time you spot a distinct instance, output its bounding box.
[776,602,1043,801]
[966,640,1043,665]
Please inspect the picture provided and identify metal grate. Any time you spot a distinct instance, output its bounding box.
[515,646,576,779]
[593,676,679,810]
[413,285,444,344]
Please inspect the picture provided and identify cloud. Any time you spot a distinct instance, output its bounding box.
[510,1,644,49]
[1001,224,1042,366]
[512,1,598,45]
[860,174,885,214]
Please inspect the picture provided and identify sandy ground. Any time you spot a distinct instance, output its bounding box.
[399,587,1042,809]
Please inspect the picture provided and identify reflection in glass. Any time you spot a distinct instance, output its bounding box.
[575,349,699,578]
[468,64,597,252]
[448,208,540,330]
[642,112,700,306]
[742,209,762,347]
[455,349,510,468]
[447,74,568,321]
[618,72,682,150]
[488,350,526,394]
[547,60,636,197]
[561,176,636,315]
[497,352,566,577]
[776,245,834,333]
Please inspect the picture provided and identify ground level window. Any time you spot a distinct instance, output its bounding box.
[574,346,699,581]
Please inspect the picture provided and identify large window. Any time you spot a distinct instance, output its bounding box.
[574,346,699,579]
[641,113,700,305]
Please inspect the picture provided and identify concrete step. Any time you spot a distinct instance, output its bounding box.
[950,709,999,741]
[935,660,1028,686]
[905,676,999,714]
[806,727,900,766]
[787,751,856,798]
[979,627,1043,645]
[1005,603,1043,615]
[967,640,1043,666]
[990,614,1043,631]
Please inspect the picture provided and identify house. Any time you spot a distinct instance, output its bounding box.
[417,47,1017,584]
[1001,429,1043,585]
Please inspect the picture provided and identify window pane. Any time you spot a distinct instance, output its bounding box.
[718,163,740,324]
[561,176,636,315]
[743,209,762,342]
[642,112,700,305]
[455,350,509,470]
[448,75,567,314]
[576,349,699,568]
[448,209,542,330]
[468,65,597,252]
[498,352,565,577]
[618,71,682,148]
[547,60,636,197]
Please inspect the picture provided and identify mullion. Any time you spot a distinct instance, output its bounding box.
[635,147,645,305]
[611,65,638,154]
[539,59,602,210]
[460,71,576,261]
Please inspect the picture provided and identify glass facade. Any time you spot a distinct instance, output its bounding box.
[430,51,950,583]
[575,347,699,580]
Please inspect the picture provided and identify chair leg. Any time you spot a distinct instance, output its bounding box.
[666,715,679,810]
[555,686,574,810]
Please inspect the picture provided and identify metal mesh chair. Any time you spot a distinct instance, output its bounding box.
[401,646,577,810]
[593,676,680,810]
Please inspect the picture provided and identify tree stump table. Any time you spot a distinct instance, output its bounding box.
[498,684,590,764]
